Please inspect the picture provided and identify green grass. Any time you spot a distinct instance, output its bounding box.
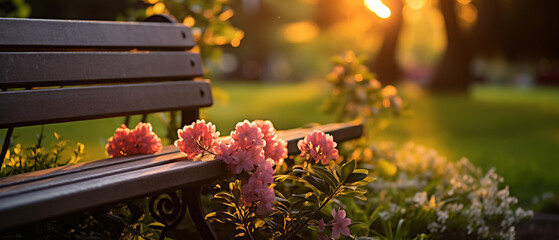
[376,84,559,206]
[2,81,558,208]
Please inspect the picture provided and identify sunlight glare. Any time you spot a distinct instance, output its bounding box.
[459,4,478,23]
[365,0,392,19]
[282,21,319,43]
[405,0,425,10]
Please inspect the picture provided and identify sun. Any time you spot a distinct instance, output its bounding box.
[364,0,391,19]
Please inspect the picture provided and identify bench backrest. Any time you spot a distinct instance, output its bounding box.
[0,15,211,129]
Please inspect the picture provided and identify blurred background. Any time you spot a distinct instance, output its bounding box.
[1,0,558,210]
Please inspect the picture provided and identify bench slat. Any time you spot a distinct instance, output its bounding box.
[0,121,363,229]
[0,18,194,50]
[0,159,227,229]
[0,81,213,128]
[0,52,203,88]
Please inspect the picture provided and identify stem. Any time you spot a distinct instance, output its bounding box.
[285,181,344,239]
[195,139,216,157]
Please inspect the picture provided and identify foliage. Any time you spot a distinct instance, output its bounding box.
[124,0,243,65]
[320,50,532,239]
[358,142,533,239]
[0,0,31,18]
[166,119,374,239]
[1,127,85,177]
[322,51,403,140]
[0,198,158,240]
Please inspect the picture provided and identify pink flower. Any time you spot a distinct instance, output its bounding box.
[251,159,275,186]
[132,122,162,154]
[214,138,237,165]
[318,218,326,233]
[255,186,275,215]
[175,120,220,159]
[231,120,266,150]
[298,130,339,165]
[230,149,264,174]
[106,123,162,157]
[255,120,288,166]
[264,138,288,166]
[254,120,276,140]
[106,124,132,157]
[317,219,330,240]
[240,159,276,214]
[241,180,275,214]
[331,208,351,238]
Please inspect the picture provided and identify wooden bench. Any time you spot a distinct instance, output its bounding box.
[0,15,363,239]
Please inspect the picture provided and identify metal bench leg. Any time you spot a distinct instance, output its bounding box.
[149,191,187,240]
[184,186,217,240]
[149,187,216,240]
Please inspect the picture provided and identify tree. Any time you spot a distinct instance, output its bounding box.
[370,0,404,86]
[430,0,473,91]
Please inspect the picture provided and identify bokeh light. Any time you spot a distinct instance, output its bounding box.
[364,0,392,18]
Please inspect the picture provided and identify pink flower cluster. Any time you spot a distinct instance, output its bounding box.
[241,159,276,214]
[298,130,339,165]
[255,120,288,166]
[175,120,287,215]
[106,122,162,158]
[318,208,352,239]
[175,120,220,159]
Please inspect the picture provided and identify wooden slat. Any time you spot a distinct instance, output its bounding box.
[277,120,364,155]
[0,18,195,50]
[0,81,213,128]
[0,52,203,88]
[0,146,179,188]
[0,121,363,229]
[0,158,227,229]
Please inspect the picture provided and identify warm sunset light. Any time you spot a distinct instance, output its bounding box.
[365,0,391,19]
[282,21,319,43]
[405,0,425,10]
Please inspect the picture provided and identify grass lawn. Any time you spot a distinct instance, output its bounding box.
[1,80,558,208]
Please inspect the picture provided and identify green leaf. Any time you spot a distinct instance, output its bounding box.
[53,132,61,141]
[148,222,165,229]
[341,159,356,181]
[275,190,288,202]
[205,211,237,222]
[293,168,307,175]
[210,197,236,207]
[337,187,368,199]
[334,164,343,181]
[302,175,329,194]
[353,169,369,174]
[275,174,305,183]
[349,222,370,238]
[345,172,368,184]
[311,165,339,189]
[265,220,284,232]
[290,199,306,212]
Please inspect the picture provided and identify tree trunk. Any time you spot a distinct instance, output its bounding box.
[430,0,473,92]
[371,0,404,86]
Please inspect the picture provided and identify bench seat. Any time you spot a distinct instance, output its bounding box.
[0,121,362,230]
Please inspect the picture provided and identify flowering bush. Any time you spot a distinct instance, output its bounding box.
[358,142,533,239]
[106,122,162,157]
[318,50,531,240]
[322,51,402,127]
[175,119,373,239]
